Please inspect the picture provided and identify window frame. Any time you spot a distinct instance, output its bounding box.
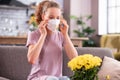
[99,0,120,35]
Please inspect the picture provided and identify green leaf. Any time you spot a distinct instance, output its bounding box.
[77,20,83,25]
[83,39,96,47]
[70,15,78,19]
[83,27,95,35]
[32,22,38,28]
[86,15,92,21]
[73,30,85,37]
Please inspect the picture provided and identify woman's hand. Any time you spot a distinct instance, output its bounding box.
[59,19,69,36]
[60,19,78,60]
[38,21,48,36]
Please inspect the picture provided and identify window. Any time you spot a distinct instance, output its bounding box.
[99,0,120,35]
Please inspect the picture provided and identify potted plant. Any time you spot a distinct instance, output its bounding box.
[27,13,38,31]
[70,15,96,47]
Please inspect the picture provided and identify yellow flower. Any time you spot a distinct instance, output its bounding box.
[68,54,102,71]
[106,75,110,80]
[30,16,36,23]
[68,54,102,80]
[28,14,37,28]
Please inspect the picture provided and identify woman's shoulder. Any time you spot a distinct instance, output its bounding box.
[27,29,40,41]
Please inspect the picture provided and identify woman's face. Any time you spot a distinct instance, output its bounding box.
[43,7,61,21]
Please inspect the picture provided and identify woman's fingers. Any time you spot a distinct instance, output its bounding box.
[59,19,69,35]
[61,19,69,28]
[38,21,47,28]
[38,20,48,35]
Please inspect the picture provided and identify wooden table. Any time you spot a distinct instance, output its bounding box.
[0,36,88,47]
[0,36,27,45]
[71,37,89,47]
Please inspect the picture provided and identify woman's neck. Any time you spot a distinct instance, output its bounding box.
[47,28,53,36]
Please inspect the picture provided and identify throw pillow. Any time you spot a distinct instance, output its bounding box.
[0,77,10,80]
[97,56,120,80]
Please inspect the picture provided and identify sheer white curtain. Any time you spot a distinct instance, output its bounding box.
[99,0,120,34]
[99,0,107,35]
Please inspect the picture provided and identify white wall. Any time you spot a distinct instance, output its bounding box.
[0,6,34,36]
[70,0,91,37]
[91,0,98,35]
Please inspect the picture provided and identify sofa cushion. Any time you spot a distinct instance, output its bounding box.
[0,77,10,80]
[0,46,31,80]
[98,56,120,80]
[0,46,113,80]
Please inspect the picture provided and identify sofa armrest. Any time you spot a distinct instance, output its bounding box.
[0,46,31,80]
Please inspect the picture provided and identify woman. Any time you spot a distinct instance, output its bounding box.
[26,0,78,80]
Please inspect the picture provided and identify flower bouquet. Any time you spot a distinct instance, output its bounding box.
[28,13,38,31]
[68,54,102,80]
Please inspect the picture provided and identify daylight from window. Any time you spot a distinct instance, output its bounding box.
[99,0,120,34]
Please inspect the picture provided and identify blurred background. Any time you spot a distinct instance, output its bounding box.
[0,0,120,48]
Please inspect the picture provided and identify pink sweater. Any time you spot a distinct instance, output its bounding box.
[26,29,65,80]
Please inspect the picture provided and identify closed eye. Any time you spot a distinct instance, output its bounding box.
[49,16,54,19]
[49,16,60,19]
[57,16,60,19]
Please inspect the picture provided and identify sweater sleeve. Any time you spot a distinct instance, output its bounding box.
[26,30,40,47]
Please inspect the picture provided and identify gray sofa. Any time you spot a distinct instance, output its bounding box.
[0,46,113,80]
